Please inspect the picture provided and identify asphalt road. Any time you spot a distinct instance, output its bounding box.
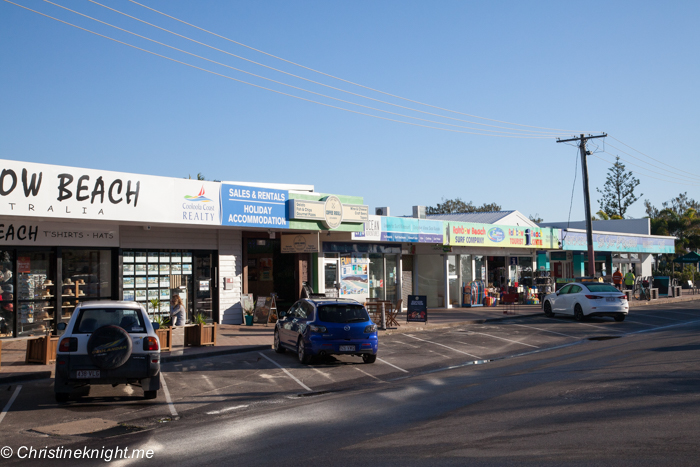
[1,301,699,466]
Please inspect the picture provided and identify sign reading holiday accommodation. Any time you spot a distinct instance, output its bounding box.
[221,184,289,228]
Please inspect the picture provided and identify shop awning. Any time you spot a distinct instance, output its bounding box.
[673,251,700,264]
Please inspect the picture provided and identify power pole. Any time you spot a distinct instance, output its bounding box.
[557,133,607,277]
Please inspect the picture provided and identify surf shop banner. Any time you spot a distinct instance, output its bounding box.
[443,221,560,249]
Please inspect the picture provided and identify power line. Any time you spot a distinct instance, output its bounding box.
[609,135,700,180]
[3,0,557,138]
[127,0,589,134]
[80,0,572,136]
[605,141,700,182]
[594,152,700,187]
[42,0,563,136]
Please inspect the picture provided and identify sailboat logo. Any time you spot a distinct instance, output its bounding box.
[184,186,212,202]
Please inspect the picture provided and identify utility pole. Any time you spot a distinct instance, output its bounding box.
[557,133,607,277]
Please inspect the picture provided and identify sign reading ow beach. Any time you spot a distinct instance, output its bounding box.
[288,196,368,229]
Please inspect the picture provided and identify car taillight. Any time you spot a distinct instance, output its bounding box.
[143,336,159,351]
[585,295,603,300]
[619,295,628,300]
[364,324,377,333]
[308,325,327,333]
[58,337,77,352]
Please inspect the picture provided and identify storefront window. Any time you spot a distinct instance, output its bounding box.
[369,254,385,299]
[0,250,16,337]
[17,250,55,337]
[62,249,112,303]
[385,255,398,304]
[460,255,473,285]
[416,255,445,308]
[474,256,485,281]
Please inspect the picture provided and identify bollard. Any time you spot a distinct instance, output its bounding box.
[380,302,386,330]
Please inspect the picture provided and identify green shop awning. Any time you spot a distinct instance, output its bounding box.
[673,251,700,263]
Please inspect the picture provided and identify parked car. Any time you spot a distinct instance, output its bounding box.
[54,300,161,402]
[543,282,629,322]
[274,298,378,364]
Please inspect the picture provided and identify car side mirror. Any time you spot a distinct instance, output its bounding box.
[555,291,560,296]
[57,322,67,331]
[152,322,160,330]
[278,311,286,318]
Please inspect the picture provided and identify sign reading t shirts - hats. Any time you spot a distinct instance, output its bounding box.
[222,184,289,229]
[406,295,428,323]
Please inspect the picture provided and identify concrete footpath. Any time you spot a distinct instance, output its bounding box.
[1,292,698,384]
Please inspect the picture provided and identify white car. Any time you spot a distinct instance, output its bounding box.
[54,300,161,402]
[543,282,629,322]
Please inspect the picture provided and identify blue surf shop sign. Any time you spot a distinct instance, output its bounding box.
[221,184,289,228]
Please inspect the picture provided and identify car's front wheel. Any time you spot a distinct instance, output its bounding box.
[362,354,377,364]
[274,330,285,354]
[297,338,312,364]
[574,304,585,322]
[143,390,158,400]
[614,314,626,322]
[543,301,554,317]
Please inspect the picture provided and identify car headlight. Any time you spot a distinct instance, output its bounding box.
[308,324,327,333]
[364,324,377,333]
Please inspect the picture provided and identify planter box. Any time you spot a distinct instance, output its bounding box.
[156,327,172,351]
[184,323,217,347]
[25,335,59,365]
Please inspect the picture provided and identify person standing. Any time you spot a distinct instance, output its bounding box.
[613,268,623,290]
[169,294,186,326]
[624,269,636,290]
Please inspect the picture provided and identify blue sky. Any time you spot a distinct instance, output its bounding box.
[1,0,699,223]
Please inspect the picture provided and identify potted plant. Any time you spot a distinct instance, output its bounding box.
[184,313,217,347]
[152,314,172,351]
[243,300,255,326]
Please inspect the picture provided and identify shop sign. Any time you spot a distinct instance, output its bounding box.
[562,231,674,253]
[281,233,319,253]
[221,184,289,229]
[444,221,559,249]
[288,197,368,230]
[0,219,119,246]
[406,295,428,323]
[340,254,369,296]
[351,215,382,241]
[0,159,222,225]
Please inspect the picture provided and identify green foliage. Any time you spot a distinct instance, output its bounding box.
[426,197,501,215]
[153,314,171,328]
[528,214,543,224]
[242,299,255,316]
[149,298,160,311]
[596,156,641,218]
[193,313,207,325]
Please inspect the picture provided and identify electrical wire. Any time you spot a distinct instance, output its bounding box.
[605,141,700,182]
[127,0,589,134]
[609,136,700,180]
[2,0,557,138]
[37,0,569,137]
[82,0,572,136]
[594,152,700,187]
[567,145,579,230]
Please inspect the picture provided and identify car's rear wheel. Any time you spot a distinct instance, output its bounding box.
[574,304,585,322]
[614,314,626,322]
[297,338,312,364]
[362,354,377,364]
[274,330,285,353]
[55,392,69,403]
[543,301,554,317]
[143,390,158,400]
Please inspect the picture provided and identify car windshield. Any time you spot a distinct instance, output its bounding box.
[317,305,369,323]
[73,308,146,333]
[585,284,620,293]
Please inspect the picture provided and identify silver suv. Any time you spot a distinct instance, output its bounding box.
[54,301,161,402]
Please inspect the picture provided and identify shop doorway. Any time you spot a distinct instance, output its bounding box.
[324,258,339,297]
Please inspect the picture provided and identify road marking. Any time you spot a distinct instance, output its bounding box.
[511,323,577,338]
[576,322,626,332]
[0,385,21,426]
[206,405,249,415]
[160,373,179,419]
[626,318,700,335]
[377,357,409,373]
[660,310,699,317]
[466,331,539,348]
[353,366,385,382]
[387,340,420,349]
[309,367,333,380]
[258,352,312,392]
[624,320,656,326]
[405,334,482,359]
[635,314,684,322]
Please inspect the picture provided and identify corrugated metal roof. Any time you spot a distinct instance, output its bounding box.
[427,211,515,224]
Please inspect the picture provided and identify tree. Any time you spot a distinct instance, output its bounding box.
[186,173,206,180]
[596,156,642,218]
[426,197,501,215]
[529,214,543,224]
[592,210,622,221]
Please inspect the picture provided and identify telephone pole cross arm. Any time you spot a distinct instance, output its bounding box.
[556,133,607,278]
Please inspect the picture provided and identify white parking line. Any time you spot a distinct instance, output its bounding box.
[405,334,482,359]
[624,320,656,326]
[258,352,312,392]
[160,373,179,419]
[467,331,539,348]
[627,319,700,335]
[387,340,420,349]
[635,314,684,322]
[0,385,21,426]
[353,366,385,382]
[576,322,626,332]
[206,405,249,415]
[376,357,409,373]
[511,323,577,338]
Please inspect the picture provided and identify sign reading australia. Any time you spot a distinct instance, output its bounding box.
[222,184,289,228]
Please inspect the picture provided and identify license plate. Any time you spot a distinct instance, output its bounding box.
[339,345,355,352]
[606,297,616,302]
[76,370,100,379]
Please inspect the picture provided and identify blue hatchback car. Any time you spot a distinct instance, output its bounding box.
[274,298,378,364]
